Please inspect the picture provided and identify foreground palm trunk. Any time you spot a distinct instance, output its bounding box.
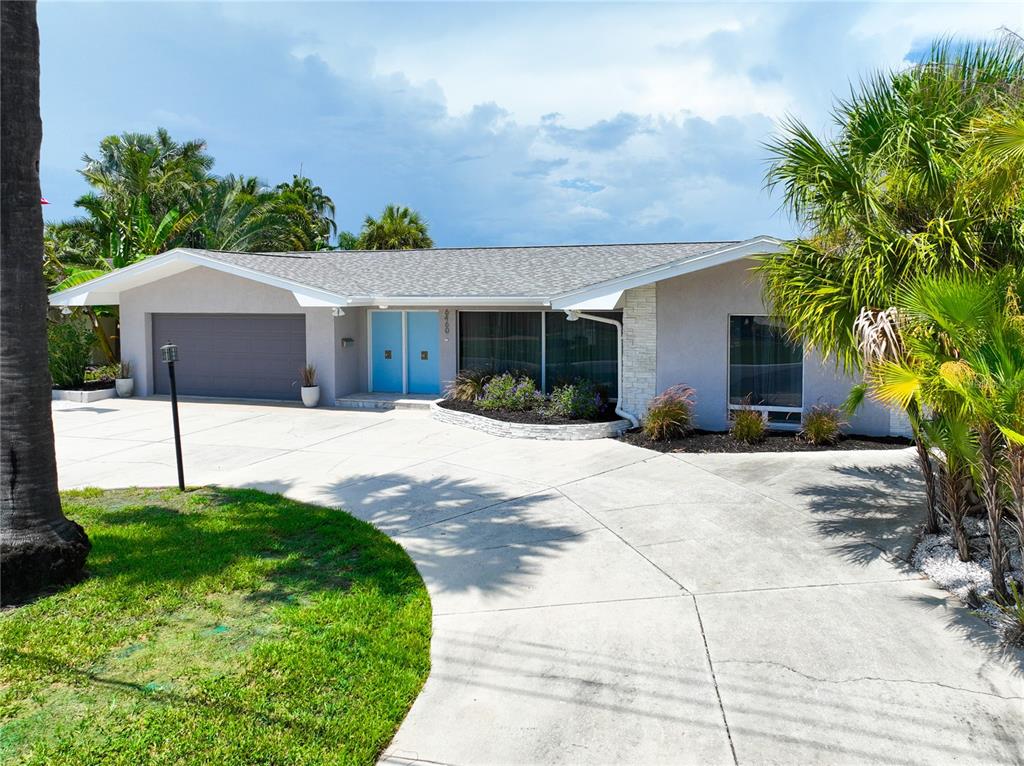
[1,1,90,605]
[977,426,1009,604]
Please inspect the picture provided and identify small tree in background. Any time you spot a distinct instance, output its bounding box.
[357,204,433,250]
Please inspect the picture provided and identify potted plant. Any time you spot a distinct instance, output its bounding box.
[115,360,134,397]
[300,363,319,407]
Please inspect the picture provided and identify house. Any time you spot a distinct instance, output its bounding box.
[48,235,904,436]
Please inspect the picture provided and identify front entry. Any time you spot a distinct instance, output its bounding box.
[371,310,441,394]
[406,311,440,394]
[371,311,404,392]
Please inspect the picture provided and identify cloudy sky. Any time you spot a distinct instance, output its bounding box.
[38,1,1022,246]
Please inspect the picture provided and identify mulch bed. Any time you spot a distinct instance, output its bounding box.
[621,429,913,454]
[437,398,622,425]
[52,380,115,391]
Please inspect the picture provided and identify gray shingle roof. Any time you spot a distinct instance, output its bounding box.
[182,241,740,299]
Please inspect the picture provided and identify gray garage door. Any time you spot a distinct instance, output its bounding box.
[152,313,306,400]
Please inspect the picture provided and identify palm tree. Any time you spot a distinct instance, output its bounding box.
[1,0,90,605]
[760,35,1024,533]
[357,204,433,250]
[80,127,213,222]
[870,272,1024,601]
[275,174,337,249]
[761,36,1024,371]
[188,176,308,252]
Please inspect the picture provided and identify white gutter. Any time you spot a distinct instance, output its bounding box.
[564,310,640,428]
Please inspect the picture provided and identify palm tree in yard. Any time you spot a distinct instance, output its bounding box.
[760,36,1024,532]
[762,37,1024,368]
[870,272,1024,602]
[358,204,434,250]
[1,1,90,605]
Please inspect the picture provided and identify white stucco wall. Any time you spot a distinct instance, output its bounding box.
[654,258,892,435]
[119,265,339,401]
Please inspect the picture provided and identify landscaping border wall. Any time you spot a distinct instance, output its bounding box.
[52,388,117,403]
[431,402,629,440]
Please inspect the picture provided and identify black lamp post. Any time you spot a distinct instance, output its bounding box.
[160,341,185,491]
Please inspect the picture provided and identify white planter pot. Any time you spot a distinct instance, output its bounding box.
[301,385,320,408]
[115,378,134,397]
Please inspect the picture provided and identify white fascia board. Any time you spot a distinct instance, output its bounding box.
[350,295,551,307]
[549,236,784,309]
[49,250,191,305]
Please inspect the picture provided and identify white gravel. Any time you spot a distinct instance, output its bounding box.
[911,521,1023,636]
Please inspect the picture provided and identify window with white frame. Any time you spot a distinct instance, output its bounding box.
[728,315,803,425]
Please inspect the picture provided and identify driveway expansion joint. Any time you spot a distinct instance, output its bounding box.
[691,575,924,597]
[691,594,740,766]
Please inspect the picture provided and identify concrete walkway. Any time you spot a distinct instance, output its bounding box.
[53,399,1023,765]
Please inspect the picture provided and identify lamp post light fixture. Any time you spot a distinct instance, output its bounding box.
[160,341,185,491]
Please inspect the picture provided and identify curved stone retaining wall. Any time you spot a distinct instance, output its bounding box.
[431,402,630,441]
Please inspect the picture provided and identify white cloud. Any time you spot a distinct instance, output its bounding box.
[39,1,1024,246]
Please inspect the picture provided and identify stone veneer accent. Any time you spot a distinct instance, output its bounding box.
[431,403,630,441]
[620,285,658,419]
[888,407,914,438]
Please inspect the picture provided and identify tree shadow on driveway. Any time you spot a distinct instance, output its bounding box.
[229,471,595,605]
[794,461,925,569]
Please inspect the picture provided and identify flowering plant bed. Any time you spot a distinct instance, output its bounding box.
[622,429,913,454]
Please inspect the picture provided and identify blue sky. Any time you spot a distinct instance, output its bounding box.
[38,1,1023,246]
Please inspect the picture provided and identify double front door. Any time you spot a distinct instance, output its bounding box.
[370,310,440,394]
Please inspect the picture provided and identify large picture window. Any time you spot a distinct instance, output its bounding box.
[457,310,621,394]
[544,311,619,393]
[729,316,802,422]
[458,312,542,382]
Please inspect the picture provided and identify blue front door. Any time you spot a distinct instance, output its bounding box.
[407,311,440,394]
[371,311,403,392]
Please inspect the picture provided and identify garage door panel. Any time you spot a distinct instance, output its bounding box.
[152,314,306,400]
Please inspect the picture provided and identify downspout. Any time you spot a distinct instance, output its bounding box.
[564,310,640,428]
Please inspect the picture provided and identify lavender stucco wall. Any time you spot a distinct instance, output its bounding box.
[653,258,892,435]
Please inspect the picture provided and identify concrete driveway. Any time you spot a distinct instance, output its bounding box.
[54,399,1023,765]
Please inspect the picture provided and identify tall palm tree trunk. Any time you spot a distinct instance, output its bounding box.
[1006,445,1024,572]
[908,403,941,534]
[977,426,1009,603]
[1,1,90,605]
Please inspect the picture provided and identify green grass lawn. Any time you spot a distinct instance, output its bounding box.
[0,487,431,766]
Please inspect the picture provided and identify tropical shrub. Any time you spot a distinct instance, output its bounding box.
[642,385,695,441]
[85,363,119,382]
[48,319,95,388]
[730,408,766,444]
[546,380,602,420]
[447,369,493,402]
[477,373,541,411]
[800,405,846,446]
